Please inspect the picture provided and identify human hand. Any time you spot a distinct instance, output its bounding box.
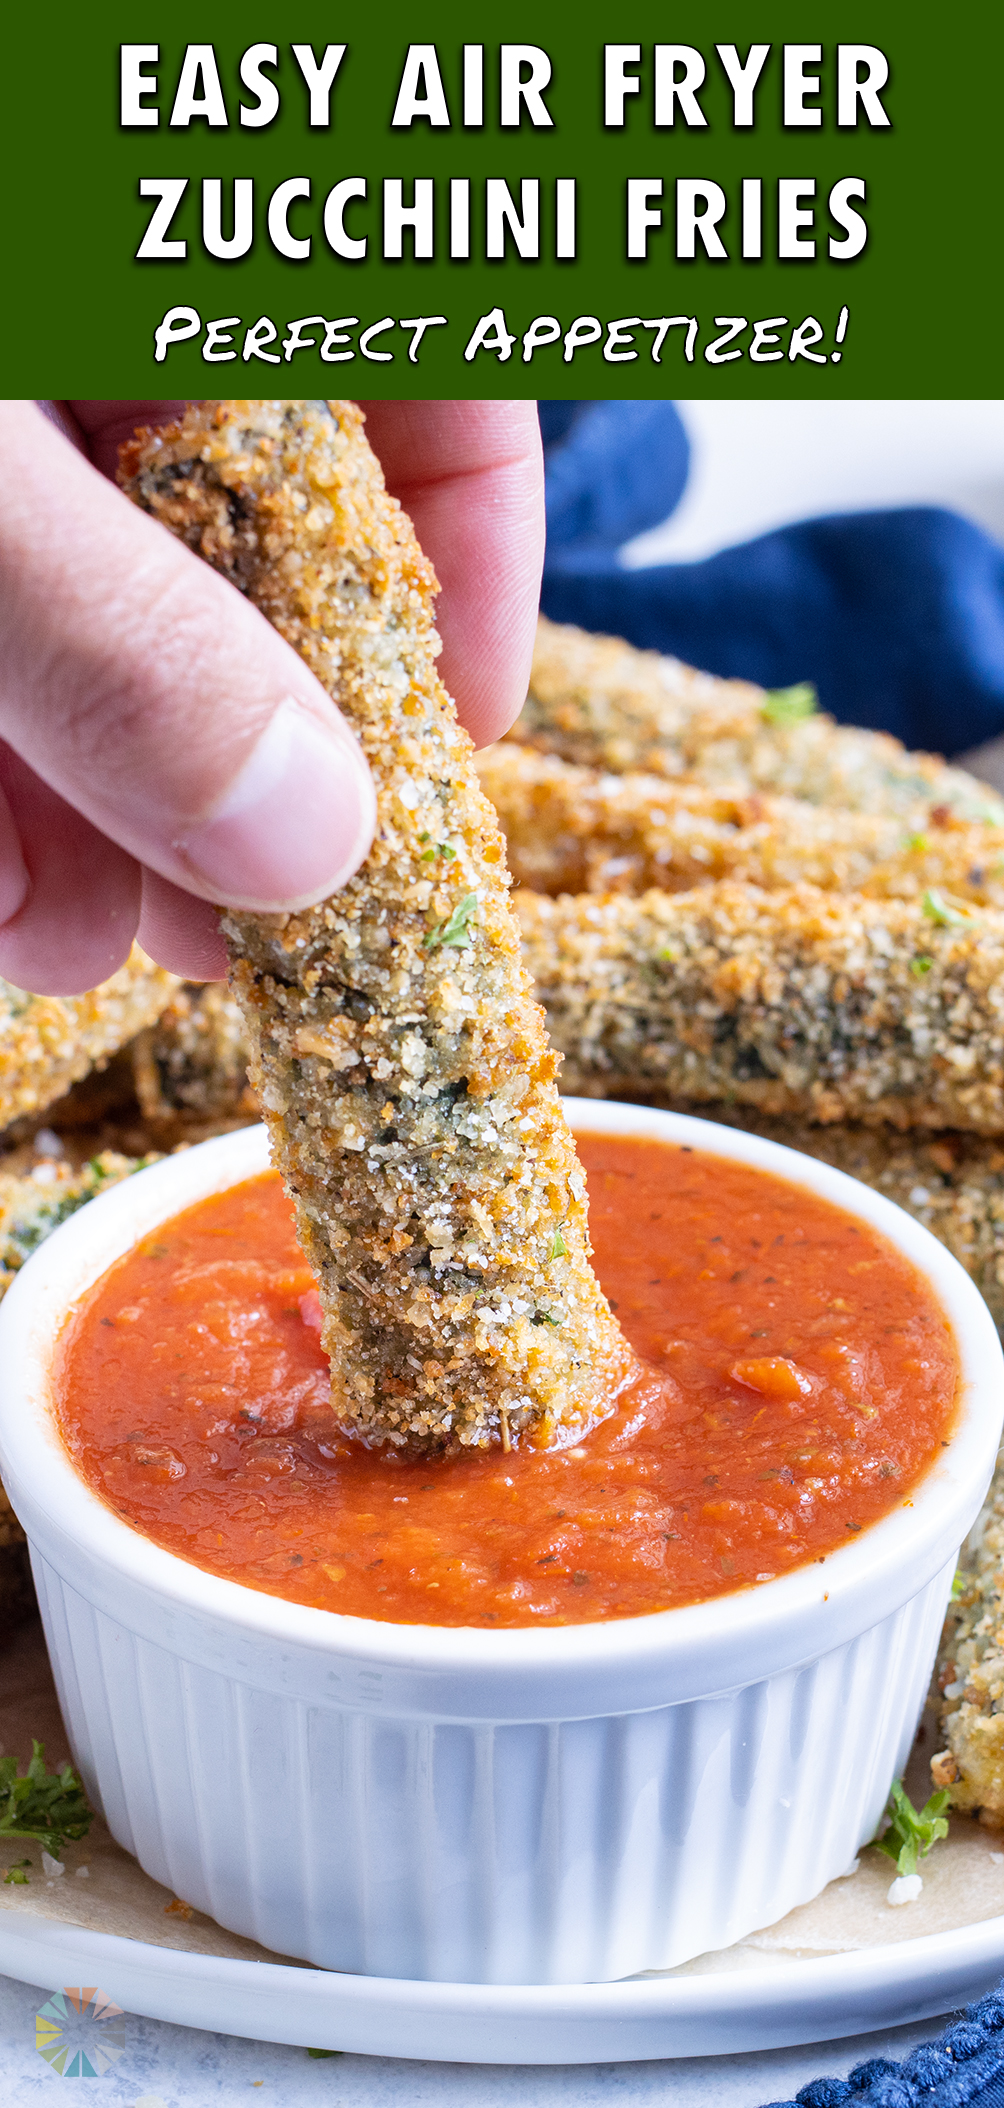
[0,399,544,994]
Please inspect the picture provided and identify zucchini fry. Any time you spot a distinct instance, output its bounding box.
[515,881,1004,1132]
[516,617,1004,823]
[0,948,178,1133]
[478,742,1004,906]
[132,982,257,1131]
[121,401,630,1452]
[932,1456,1004,1824]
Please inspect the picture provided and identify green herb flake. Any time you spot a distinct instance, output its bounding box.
[922,887,969,928]
[0,1741,93,1858]
[532,1309,561,1327]
[871,1778,950,1878]
[910,954,934,977]
[3,1859,31,1885]
[658,945,680,963]
[951,1567,968,1600]
[548,1226,568,1261]
[425,893,479,952]
[905,833,930,854]
[761,682,818,725]
[420,842,456,863]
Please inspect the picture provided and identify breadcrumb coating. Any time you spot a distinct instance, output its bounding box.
[0,949,179,1132]
[478,743,1004,904]
[933,1452,1004,1823]
[120,401,630,1451]
[133,982,257,1130]
[515,881,1004,1132]
[515,618,1004,822]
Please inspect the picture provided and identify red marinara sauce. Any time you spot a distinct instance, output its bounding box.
[54,1138,959,1627]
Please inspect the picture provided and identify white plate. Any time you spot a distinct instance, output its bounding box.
[1,1912,1003,2063]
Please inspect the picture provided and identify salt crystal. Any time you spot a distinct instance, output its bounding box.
[40,1851,64,1878]
[887,1873,923,1905]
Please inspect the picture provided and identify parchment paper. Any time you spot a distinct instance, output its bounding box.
[3,1619,1004,1981]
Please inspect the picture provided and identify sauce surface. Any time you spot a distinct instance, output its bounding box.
[55,1139,959,1626]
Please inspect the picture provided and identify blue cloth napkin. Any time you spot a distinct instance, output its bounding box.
[538,403,1004,757]
[760,1986,1004,2107]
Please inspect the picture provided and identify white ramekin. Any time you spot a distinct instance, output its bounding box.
[0,1105,1000,1985]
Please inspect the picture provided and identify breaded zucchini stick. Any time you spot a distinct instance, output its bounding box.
[0,949,179,1133]
[516,617,1004,823]
[121,401,629,1452]
[478,743,1004,905]
[932,1454,1004,1823]
[0,1149,150,1299]
[515,881,1004,1132]
[132,982,257,1131]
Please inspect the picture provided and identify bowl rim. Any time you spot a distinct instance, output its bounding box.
[0,1102,1000,1701]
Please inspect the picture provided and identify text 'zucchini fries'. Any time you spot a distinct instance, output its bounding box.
[121,401,630,1452]
[516,617,1004,823]
[478,742,1004,906]
[516,881,1004,1132]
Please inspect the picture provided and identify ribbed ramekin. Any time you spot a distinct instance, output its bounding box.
[0,1106,1000,1985]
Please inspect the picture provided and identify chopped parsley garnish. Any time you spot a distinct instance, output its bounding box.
[871,1778,950,1878]
[761,682,818,725]
[425,893,478,951]
[3,1860,31,1885]
[420,842,456,863]
[922,887,970,928]
[910,954,934,977]
[951,1567,967,1599]
[548,1226,568,1260]
[905,833,929,854]
[0,1741,93,1857]
[532,1309,561,1326]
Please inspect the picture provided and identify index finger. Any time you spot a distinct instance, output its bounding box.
[360,400,544,746]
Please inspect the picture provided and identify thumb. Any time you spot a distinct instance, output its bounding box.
[0,402,375,914]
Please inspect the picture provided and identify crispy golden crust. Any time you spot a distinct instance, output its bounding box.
[132,982,257,1128]
[933,1453,1004,1822]
[515,881,1004,1132]
[120,402,630,1451]
[0,949,178,1131]
[478,742,1004,906]
[516,617,1004,821]
[0,1148,150,1298]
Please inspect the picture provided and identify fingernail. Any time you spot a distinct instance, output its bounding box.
[175,700,375,911]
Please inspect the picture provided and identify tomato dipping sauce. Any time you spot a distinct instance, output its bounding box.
[54,1138,959,1627]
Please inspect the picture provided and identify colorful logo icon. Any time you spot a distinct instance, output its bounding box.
[35,1987,127,2076]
